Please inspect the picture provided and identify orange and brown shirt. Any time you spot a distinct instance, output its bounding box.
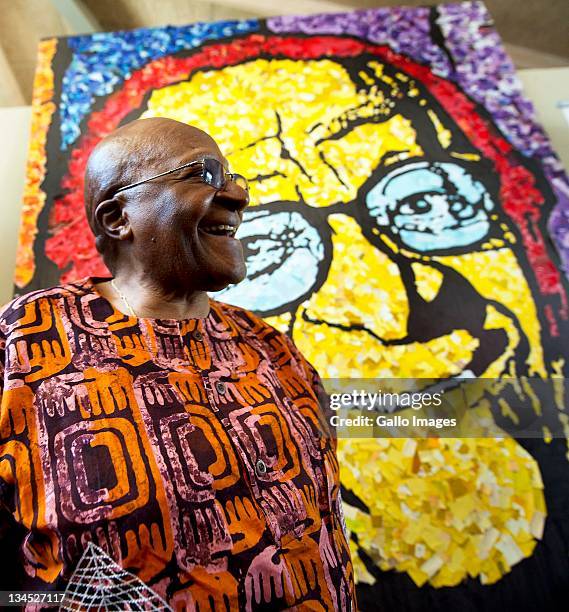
[0,277,355,610]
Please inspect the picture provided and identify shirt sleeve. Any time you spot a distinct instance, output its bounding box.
[0,328,7,512]
[282,333,337,450]
[0,328,9,531]
[0,337,25,590]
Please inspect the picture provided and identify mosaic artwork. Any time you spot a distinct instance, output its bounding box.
[14,1,569,609]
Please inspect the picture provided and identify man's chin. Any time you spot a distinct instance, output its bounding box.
[205,265,247,293]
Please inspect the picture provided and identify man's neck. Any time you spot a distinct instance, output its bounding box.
[95,271,211,320]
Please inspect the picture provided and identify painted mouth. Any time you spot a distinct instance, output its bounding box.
[200,224,238,237]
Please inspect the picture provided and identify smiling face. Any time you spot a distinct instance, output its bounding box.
[86,119,249,292]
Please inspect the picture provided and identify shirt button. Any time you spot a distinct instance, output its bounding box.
[215,381,226,395]
[256,459,267,476]
[192,330,203,341]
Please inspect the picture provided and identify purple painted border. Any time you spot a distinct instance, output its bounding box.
[267,1,569,275]
[437,2,569,274]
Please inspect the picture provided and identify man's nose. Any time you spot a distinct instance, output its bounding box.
[214,179,249,211]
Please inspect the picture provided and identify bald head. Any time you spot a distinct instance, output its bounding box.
[82,116,248,288]
[84,117,219,234]
[83,118,225,270]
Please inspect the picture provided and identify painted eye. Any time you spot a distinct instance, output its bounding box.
[213,207,326,315]
[365,162,495,252]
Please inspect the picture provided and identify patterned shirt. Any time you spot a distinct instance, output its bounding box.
[0,277,355,610]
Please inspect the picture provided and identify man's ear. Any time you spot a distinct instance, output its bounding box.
[94,197,132,241]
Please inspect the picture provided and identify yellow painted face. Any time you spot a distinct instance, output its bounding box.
[141,58,550,588]
[142,57,546,381]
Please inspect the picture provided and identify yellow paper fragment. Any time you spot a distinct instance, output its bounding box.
[339,436,546,588]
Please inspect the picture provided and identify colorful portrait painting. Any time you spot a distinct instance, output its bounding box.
[14,1,569,609]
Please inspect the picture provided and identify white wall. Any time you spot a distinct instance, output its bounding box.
[0,67,567,303]
[0,106,31,305]
[517,68,569,171]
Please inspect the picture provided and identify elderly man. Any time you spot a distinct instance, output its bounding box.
[0,118,355,610]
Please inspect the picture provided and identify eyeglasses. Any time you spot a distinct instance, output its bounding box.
[114,157,249,195]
